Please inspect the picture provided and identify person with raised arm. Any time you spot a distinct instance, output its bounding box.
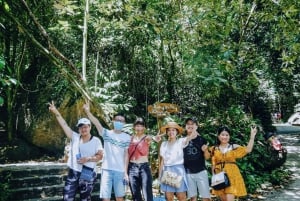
[127,117,154,201]
[158,121,195,201]
[48,101,103,201]
[209,125,257,201]
[83,101,131,201]
[183,117,211,201]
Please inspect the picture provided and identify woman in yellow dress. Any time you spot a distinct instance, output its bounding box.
[209,125,257,201]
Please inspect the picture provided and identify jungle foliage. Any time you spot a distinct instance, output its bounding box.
[0,0,299,194]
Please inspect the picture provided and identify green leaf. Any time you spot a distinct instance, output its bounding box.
[0,97,3,106]
[9,78,17,85]
[0,57,4,70]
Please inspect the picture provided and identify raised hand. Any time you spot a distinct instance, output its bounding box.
[83,99,90,112]
[201,144,209,152]
[250,125,258,138]
[153,132,166,142]
[48,101,59,115]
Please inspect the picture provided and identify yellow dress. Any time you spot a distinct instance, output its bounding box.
[209,146,248,197]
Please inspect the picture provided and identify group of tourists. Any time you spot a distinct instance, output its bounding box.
[48,100,257,201]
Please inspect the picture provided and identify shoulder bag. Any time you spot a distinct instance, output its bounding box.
[80,165,94,181]
[161,170,183,189]
[79,136,95,181]
[211,170,230,190]
[211,146,231,190]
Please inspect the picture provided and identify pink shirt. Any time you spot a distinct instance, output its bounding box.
[128,138,149,161]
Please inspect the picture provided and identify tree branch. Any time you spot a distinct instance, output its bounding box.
[20,0,82,81]
[240,2,257,44]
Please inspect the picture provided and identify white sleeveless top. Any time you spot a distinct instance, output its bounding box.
[160,138,186,166]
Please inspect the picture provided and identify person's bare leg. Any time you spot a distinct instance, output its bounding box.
[116,197,124,201]
[190,196,197,201]
[165,192,175,201]
[176,192,187,201]
[226,194,235,201]
[219,194,227,201]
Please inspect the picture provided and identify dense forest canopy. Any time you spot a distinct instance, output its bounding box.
[0,0,299,194]
[1,0,299,123]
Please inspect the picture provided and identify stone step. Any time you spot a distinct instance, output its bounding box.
[22,192,132,201]
[22,192,102,201]
[0,162,68,179]
[10,180,101,200]
[10,174,102,189]
[10,184,64,200]
[10,174,66,188]
[0,162,102,200]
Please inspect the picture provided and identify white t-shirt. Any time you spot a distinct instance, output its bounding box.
[160,138,186,166]
[68,132,103,172]
[101,129,131,172]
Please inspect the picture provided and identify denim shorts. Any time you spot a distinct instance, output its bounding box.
[100,169,125,199]
[186,170,211,199]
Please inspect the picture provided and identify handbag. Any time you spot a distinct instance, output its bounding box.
[77,135,95,181]
[80,165,94,181]
[211,171,230,190]
[210,146,231,190]
[161,170,183,188]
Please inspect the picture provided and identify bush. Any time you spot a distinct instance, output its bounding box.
[0,173,11,201]
[197,106,290,193]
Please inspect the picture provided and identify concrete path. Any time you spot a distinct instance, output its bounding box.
[273,123,300,134]
[259,133,300,200]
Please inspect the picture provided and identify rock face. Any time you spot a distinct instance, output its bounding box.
[23,99,85,154]
[9,98,107,161]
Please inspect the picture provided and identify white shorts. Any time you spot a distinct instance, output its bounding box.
[186,170,211,199]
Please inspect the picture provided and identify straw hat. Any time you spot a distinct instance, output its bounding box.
[160,121,184,134]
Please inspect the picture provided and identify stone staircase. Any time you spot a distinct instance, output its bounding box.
[0,162,102,201]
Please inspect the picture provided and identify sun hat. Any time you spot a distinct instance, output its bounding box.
[160,121,184,134]
[76,118,91,127]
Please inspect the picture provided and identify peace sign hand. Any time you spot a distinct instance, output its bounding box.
[153,132,166,142]
[83,99,90,112]
[48,101,58,114]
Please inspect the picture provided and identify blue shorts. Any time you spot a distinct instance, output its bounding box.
[100,169,125,199]
[186,170,211,199]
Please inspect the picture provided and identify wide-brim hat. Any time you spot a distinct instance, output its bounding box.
[160,121,184,134]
